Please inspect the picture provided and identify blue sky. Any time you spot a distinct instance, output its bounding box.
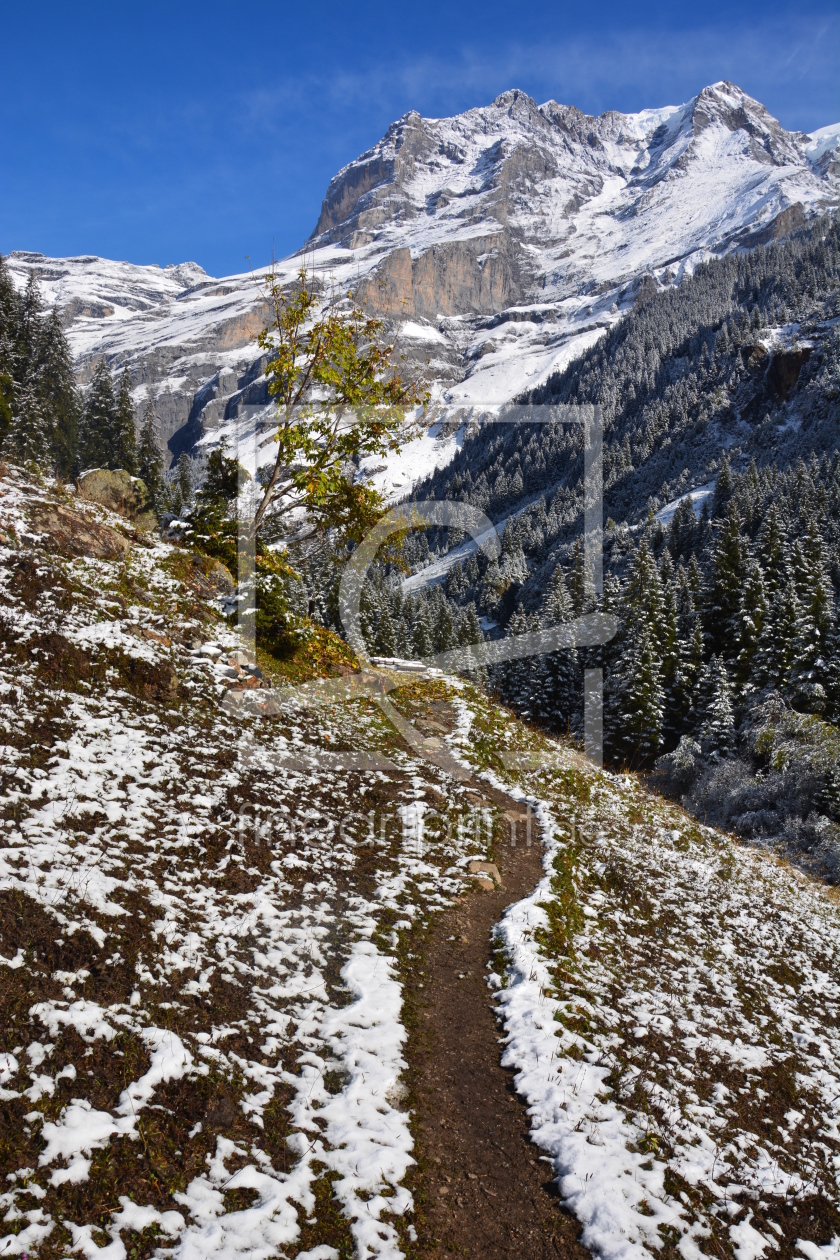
[1,1,837,277]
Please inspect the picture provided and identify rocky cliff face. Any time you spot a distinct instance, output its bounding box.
[6,82,839,477]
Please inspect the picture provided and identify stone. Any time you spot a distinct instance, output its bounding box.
[768,346,812,400]
[141,627,171,647]
[184,553,235,597]
[221,689,282,717]
[119,657,179,702]
[473,875,496,892]
[27,503,130,560]
[76,468,157,530]
[204,558,235,594]
[468,860,502,886]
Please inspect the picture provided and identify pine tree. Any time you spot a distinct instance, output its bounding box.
[735,561,769,689]
[458,604,483,647]
[712,451,734,517]
[686,554,704,602]
[198,441,242,503]
[185,441,246,571]
[0,361,12,448]
[623,541,664,636]
[755,575,800,691]
[114,370,137,474]
[697,655,735,756]
[136,398,164,513]
[375,606,397,657]
[36,307,80,477]
[821,614,840,723]
[501,605,533,715]
[706,504,749,656]
[615,622,665,765]
[797,521,835,647]
[79,358,117,470]
[789,526,836,712]
[0,264,83,474]
[568,537,595,614]
[176,452,193,508]
[756,506,787,597]
[456,604,484,673]
[412,604,434,659]
[685,616,706,729]
[18,274,43,370]
[435,602,456,654]
[536,565,578,730]
[668,496,697,560]
[6,376,52,467]
[659,560,682,743]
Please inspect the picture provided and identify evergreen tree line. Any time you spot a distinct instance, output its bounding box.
[382,451,839,754]
[346,449,840,876]
[596,450,839,765]
[0,255,177,513]
[354,569,484,661]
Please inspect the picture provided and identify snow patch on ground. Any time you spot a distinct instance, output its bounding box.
[655,481,715,526]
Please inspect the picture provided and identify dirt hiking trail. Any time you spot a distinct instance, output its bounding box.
[406,775,590,1259]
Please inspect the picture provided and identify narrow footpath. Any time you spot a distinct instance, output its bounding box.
[406,780,590,1259]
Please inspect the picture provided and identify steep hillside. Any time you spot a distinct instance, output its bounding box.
[5,83,839,483]
[1,466,839,1259]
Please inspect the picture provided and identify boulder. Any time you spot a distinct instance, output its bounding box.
[468,860,502,886]
[27,503,130,560]
[183,553,235,597]
[76,469,157,530]
[117,656,179,701]
[768,346,811,400]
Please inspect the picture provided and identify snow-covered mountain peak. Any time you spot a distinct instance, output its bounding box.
[310,80,833,263]
[5,82,838,482]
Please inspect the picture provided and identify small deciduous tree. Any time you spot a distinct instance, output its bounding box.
[251,267,426,543]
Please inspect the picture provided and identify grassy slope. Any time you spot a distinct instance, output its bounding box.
[0,468,500,1260]
[0,465,838,1260]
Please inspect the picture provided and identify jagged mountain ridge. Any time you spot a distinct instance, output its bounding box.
[5,82,839,478]
[315,83,834,306]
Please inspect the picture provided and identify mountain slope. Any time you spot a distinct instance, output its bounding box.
[5,82,839,483]
[1,466,839,1258]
